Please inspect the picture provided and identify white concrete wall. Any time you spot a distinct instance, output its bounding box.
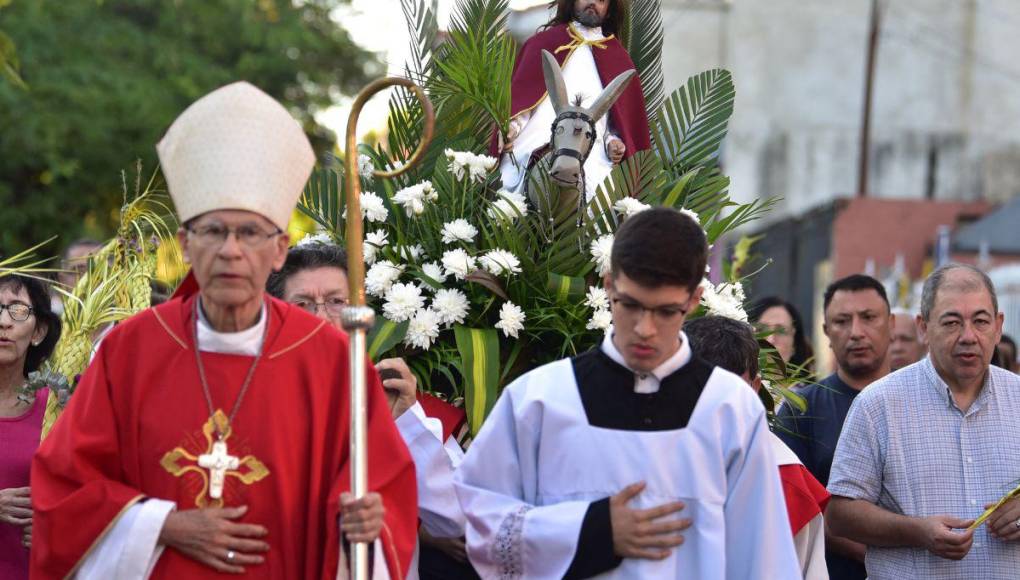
[659,0,1020,221]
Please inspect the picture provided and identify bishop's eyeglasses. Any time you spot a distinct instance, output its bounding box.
[0,303,34,322]
[186,223,283,247]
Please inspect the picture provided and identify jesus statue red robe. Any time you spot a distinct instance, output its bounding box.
[493,21,651,198]
[31,294,418,578]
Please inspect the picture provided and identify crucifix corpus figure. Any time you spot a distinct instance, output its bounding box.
[495,0,652,199]
[198,440,239,500]
[30,82,418,579]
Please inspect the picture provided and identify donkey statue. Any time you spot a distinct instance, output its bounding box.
[524,49,637,228]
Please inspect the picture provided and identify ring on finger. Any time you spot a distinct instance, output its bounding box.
[1014,518,1020,530]
[226,550,236,561]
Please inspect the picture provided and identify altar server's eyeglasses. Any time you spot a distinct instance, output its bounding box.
[294,297,348,317]
[611,298,687,324]
[187,224,283,248]
[0,303,34,322]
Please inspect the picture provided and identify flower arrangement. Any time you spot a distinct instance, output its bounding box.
[296,0,793,434]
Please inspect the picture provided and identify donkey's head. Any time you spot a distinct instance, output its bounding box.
[540,49,636,187]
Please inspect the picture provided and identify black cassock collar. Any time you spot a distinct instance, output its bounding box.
[570,348,713,431]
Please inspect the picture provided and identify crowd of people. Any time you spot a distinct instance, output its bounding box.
[2,0,1019,574]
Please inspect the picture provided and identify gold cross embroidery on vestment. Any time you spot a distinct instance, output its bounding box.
[160,409,270,508]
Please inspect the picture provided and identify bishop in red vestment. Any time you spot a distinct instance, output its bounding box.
[30,81,418,579]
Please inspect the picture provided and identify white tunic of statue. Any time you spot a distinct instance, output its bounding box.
[500,22,617,201]
[453,332,801,579]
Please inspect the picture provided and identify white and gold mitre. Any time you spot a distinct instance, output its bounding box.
[156,81,315,231]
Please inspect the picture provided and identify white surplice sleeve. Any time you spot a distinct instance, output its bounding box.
[794,514,829,580]
[723,408,802,580]
[454,389,591,580]
[395,401,465,538]
[75,498,175,580]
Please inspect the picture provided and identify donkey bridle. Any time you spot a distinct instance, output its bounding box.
[549,111,598,165]
[548,110,598,246]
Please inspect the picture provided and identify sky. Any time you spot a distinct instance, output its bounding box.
[321,0,455,139]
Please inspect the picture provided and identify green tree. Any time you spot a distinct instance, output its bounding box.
[0,0,381,253]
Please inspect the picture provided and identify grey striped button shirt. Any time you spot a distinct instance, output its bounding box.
[828,357,1020,579]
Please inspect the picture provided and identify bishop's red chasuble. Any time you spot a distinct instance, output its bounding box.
[31,295,417,579]
[490,22,652,159]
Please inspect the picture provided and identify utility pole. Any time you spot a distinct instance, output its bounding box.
[857,0,883,198]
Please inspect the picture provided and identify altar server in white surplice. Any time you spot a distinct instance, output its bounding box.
[454,207,800,579]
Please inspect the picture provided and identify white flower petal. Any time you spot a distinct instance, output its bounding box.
[589,234,614,277]
[494,301,526,339]
[441,249,477,281]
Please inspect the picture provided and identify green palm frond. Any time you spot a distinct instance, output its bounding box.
[0,237,59,280]
[298,165,345,236]
[401,0,439,82]
[652,69,735,175]
[624,0,665,120]
[431,0,514,138]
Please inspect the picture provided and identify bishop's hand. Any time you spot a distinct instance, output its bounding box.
[609,481,691,560]
[159,505,269,574]
[341,491,385,544]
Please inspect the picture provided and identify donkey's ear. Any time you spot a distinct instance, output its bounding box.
[541,50,569,113]
[588,69,636,122]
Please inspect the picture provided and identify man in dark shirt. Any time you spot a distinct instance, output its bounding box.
[776,274,893,580]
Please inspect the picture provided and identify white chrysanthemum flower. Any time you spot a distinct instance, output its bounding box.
[441,249,477,280]
[432,288,470,327]
[421,261,447,285]
[613,197,651,218]
[590,234,614,276]
[392,181,437,217]
[699,279,748,322]
[586,308,613,331]
[382,282,426,323]
[679,207,701,225]
[584,286,610,311]
[487,190,529,223]
[445,149,497,183]
[404,308,441,350]
[495,301,526,339]
[479,249,522,277]
[440,219,478,245]
[397,244,426,263]
[356,191,389,223]
[358,154,375,182]
[365,260,403,298]
[363,230,389,265]
[296,232,334,248]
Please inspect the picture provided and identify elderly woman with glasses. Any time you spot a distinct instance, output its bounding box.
[267,240,474,579]
[0,274,61,579]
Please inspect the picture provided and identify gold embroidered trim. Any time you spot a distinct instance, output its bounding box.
[152,308,188,350]
[160,410,270,508]
[64,494,145,579]
[268,319,327,360]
